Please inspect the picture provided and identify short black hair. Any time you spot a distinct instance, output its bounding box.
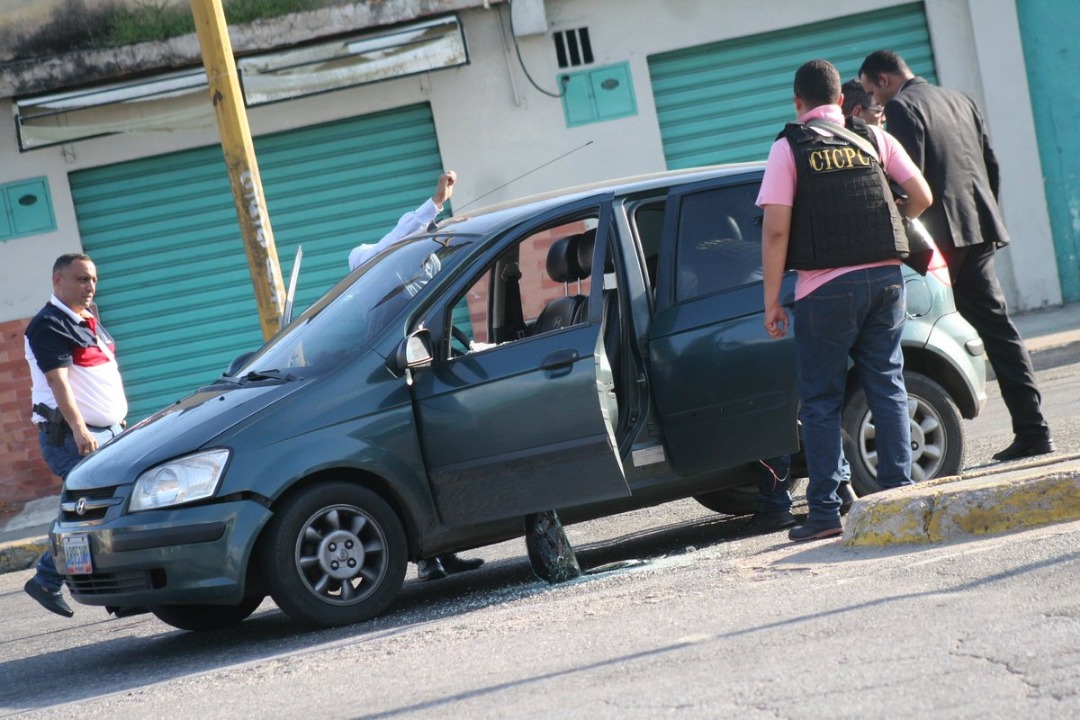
[859,50,911,80]
[841,79,873,116]
[794,59,841,108]
[53,253,92,274]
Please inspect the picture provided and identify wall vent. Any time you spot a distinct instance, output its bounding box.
[553,28,594,68]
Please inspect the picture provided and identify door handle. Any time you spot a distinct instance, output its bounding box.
[539,348,579,372]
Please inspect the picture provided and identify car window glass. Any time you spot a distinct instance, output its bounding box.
[236,234,473,377]
[445,217,597,358]
[631,201,665,290]
[674,182,763,302]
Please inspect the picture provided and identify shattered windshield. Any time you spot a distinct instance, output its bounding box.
[233,233,473,378]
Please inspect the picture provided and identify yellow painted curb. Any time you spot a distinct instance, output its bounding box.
[844,467,1080,546]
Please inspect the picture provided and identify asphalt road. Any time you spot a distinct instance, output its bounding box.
[1,347,1077,719]
[2,508,1079,718]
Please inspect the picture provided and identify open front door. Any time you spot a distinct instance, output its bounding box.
[648,175,801,476]
[410,197,630,526]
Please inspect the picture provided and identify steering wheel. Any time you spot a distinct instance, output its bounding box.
[450,325,472,357]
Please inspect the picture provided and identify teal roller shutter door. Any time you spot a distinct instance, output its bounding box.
[648,3,937,169]
[71,103,443,422]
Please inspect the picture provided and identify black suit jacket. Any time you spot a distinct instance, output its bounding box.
[884,77,1010,249]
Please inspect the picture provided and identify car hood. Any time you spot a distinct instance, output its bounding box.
[64,379,311,491]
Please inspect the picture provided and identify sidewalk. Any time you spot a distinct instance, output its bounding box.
[4,302,1080,572]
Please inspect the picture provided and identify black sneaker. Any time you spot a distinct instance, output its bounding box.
[24,578,74,618]
[788,518,843,542]
[439,553,484,574]
[416,557,448,581]
[746,510,797,533]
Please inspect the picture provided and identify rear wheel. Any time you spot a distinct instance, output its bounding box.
[693,463,758,515]
[150,594,265,632]
[260,482,407,628]
[843,370,964,495]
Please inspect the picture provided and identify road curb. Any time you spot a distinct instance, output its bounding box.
[844,457,1080,546]
[0,537,48,574]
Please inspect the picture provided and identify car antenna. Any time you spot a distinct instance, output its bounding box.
[453,140,594,214]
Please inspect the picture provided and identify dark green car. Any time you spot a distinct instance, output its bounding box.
[51,164,987,630]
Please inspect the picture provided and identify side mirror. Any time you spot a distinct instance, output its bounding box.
[393,329,434,373]
[225,351,256,377]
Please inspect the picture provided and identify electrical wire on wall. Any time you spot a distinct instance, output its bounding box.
[506,0,565,98]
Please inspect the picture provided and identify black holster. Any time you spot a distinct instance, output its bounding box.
[33,403,68,447]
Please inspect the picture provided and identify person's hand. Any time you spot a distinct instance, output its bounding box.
[433,171,457,208]
[764,304,789,339]
[73,424,98,456]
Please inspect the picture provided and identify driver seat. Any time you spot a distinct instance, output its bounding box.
[530,235,589,335]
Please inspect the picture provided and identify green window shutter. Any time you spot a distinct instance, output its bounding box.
[71,103,443,422]
[648,3,936,169]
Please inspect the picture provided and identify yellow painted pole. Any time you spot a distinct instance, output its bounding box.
[190,0,285,340]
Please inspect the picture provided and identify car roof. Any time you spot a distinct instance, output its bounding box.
[438,162,766,236]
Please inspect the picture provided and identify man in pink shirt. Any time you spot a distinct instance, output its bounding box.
[757,59,932,541]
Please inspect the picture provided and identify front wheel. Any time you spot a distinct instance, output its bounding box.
[260,482,407,628]
[843,370,964,495]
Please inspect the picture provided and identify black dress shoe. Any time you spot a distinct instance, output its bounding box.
[746,510,797,533]
[992,436,1055,462]
[416,557,448,581]
[838,482,859,516]
[24,579,74,618]
[439,553,484,574]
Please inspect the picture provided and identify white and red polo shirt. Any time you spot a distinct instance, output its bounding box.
[25,295,128,427]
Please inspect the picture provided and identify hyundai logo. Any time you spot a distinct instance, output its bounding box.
[75,498,88,516]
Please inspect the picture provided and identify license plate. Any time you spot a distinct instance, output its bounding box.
[62,534,93,575]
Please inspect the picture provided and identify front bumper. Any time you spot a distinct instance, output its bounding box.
[50,496,272,608]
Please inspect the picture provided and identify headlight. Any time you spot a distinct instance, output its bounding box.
[129,449,230,512]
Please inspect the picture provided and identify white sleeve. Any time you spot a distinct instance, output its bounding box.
[348,198,441,271]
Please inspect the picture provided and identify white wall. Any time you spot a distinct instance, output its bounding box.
[0,0,1060,320]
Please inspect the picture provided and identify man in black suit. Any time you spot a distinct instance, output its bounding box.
[858,50,1053,461]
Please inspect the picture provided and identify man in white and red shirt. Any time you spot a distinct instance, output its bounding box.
[757,59,932,542]
[23,253,128,618]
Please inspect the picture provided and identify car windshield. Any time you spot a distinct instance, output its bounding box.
[233,233,474,378]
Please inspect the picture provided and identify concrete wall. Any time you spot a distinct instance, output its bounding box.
[0,0,1061,322]
[0,0,1063,509]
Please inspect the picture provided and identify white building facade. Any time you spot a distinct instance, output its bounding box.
[0,0,1061,504]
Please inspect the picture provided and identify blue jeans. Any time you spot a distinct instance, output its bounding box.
[756,454,852,513]
[795,266,911,523]
[755,455,793,513]
[34,424,123,592]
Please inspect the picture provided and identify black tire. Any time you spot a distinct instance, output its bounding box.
[695,485,758,516]
[695,473,807,516]
[843,370,964,495]
[260,482,407,628]
[150,595,265,632]
[694,462,758,515]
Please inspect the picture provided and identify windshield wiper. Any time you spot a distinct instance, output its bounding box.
[239,368,296,383]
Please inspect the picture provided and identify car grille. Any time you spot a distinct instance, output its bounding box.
[67,569,166,597]
[60,486,122,522]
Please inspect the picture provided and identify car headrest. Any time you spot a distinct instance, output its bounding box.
[576,229,596,276]
[576,228,613,275]
[547,235,587,283]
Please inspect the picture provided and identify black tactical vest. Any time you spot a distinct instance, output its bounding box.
[781,117,909,270]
